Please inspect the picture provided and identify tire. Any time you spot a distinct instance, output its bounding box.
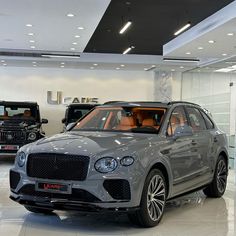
[203,155,228,198]
[128,169,167,227]
[24,206,54,214]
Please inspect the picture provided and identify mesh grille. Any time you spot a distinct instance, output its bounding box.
[0,130,26,143]
[103,179,131,200]
[27,153,89,181]
[18,184,101,202]
[10,170,21,190]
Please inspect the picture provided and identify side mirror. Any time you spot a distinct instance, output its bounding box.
[61,118,66,124]
[41,118,48,124]
[66,122,76,131]
[173,125,193,139]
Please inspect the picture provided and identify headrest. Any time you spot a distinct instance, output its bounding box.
[120,117,135,126]
[24,110,31,117]
[142,118,155,126]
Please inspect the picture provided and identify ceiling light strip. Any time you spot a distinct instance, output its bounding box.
[123,46,134,55]
[119,21,132,34]
[41,54,80,59]
[174,23,191,36]
[163,58,199,63]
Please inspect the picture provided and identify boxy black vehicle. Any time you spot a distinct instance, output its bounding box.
[0,101,48,156]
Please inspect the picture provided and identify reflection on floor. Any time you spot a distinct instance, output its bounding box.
[0,157,235,236]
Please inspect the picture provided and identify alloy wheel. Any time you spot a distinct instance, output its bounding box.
[216,159,227,193]
[147,174,166,221]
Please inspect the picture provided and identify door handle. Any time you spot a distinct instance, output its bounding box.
[191,140,197,145]
[213,137,218,143]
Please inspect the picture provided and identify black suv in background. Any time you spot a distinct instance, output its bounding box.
[62,103,99,130]
[0,101,48,156]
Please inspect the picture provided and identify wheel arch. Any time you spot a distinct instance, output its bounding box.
[149,162,170,198]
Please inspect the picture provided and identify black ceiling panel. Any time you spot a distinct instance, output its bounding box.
[84,0,234,55]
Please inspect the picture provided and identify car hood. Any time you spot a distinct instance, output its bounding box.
[26,131,157,156]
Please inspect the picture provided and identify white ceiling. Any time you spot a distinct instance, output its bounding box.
[163,1,236,68]
[0,0,110,52]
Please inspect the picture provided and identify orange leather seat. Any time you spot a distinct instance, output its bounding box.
[116,117,136,130]
[142,118,160,129]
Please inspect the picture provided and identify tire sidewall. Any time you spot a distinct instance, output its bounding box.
[139,169,167,227]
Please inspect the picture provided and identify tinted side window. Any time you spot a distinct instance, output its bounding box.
[167,106,188,136]
[200,110,214,129]
[186,107,206,131]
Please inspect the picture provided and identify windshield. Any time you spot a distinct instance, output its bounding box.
[72,106,166,133]
[67,106,94,124]
[0,105,39,122]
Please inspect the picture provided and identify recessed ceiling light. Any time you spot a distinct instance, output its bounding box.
[78,27,84,30]
[75,35,80,38]
[174,22,191,36]
[33,64,37,67]
[227,33,234,36]
[120,64,125,67]
[119,21,132,34]
[61,62,65,65]
[26,24,32,27]
[222,53,227,56]
[208,40,215,44]
[30,46,35,49]
[180,66,184,69]
[32,61,37,64]
[1,60,5,63]
[29,40,35,43]
[70,47,75,51]
[67,13,74,17]
[186,52,191,55]
[171,69,175,72]
[198,46,204,50]
[28,33,34,36]
[116,67,120,70]
[60,65,65,68]
[3,63,7,66]
[72,42,77,45]
[90,67,94,69]
[152,65,156,67]
[144,68,147,70]
[93,63,98,66]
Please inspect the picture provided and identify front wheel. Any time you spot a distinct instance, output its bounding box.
[128,169,167,227]
[203,155,228,198]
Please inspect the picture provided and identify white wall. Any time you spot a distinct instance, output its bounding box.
[0,67,153,135]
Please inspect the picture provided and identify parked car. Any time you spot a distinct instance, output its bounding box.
[0,101,48,156]
[9,101,228,227]
[61,103,99,131]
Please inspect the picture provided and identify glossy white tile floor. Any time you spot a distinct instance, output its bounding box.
[0,157,235,236]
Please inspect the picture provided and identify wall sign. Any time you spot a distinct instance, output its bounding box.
[47,91,99,105]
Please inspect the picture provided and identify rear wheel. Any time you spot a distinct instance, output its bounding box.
[128,169,167,227]
[203,155,227,198]
[24,206,54,214]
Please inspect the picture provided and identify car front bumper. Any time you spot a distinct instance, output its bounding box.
[9,168,142,212]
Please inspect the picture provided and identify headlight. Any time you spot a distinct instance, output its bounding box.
[28,132,37,141]
[120,156,134,166]
[17,152,26,167]
[95,157,118,173]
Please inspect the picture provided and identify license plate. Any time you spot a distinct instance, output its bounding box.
[0,145,19,150]
[36,182,71,194]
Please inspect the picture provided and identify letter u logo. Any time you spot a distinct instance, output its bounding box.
[47,91,62,105]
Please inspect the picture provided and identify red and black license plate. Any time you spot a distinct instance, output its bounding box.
[36,182,71,194]
[0,145,19,150]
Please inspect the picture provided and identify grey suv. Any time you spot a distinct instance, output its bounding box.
[9,101,228,227]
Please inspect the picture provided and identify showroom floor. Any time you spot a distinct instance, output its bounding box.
[0,157,234,236]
